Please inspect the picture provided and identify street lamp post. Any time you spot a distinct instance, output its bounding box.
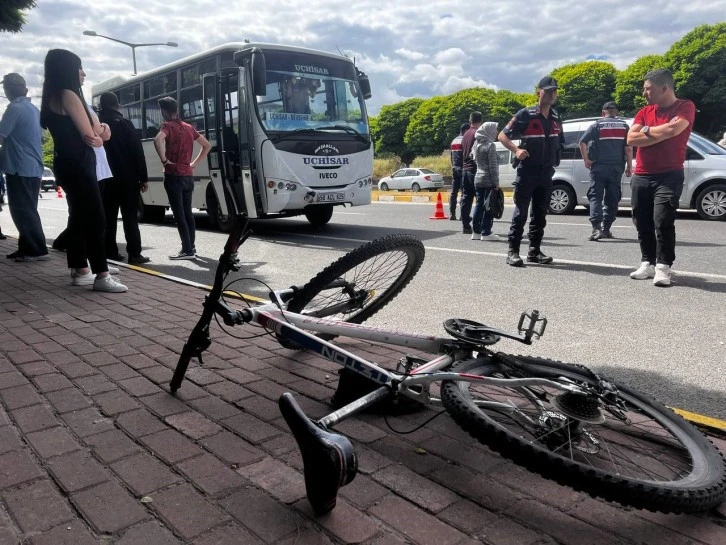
[83,30,178,75]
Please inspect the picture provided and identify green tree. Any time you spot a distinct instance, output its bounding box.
[402,96,449,156]
[614,54,665,115]
[551,61,618,119]
[371,98,423,164]
[41,130,54,167]
[665,23,726,138]
[0,0,36,33]
[403,88,528,156]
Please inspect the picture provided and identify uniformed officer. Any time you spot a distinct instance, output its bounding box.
[498,76,564,267]
[579,101,633,240]
[448,122,469,220]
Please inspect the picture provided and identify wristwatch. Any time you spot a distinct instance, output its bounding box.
[641,125,651,137]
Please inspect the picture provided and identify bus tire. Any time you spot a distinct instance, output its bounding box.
[138,197,166,224]
[304,205,334,226]
[206,185,235,232]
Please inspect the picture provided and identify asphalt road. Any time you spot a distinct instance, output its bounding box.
[4,195,726,419]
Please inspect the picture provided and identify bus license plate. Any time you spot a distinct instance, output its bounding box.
[317,192,345,202]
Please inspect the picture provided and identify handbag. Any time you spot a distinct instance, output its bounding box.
[488,187,505,219]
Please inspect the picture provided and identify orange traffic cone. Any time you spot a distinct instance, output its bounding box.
[429,191,447,219]
[56,186,63,198]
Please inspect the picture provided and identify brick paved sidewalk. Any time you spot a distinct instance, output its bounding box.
[0,240,724,545]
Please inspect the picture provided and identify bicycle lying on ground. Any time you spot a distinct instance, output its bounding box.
[171,214,726,516]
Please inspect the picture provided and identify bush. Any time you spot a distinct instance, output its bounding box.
[374,154,451,181]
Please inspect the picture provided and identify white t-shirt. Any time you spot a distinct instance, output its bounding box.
[86,104,113,181]
[94,145,112,181]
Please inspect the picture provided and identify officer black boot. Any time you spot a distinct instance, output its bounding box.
[588,228,603,241]
[527,247,553,264]
[506,246,524,267]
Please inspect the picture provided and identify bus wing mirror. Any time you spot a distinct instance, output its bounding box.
[357,69,372,100]
[251,49,267,96]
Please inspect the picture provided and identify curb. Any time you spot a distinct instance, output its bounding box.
[372,189,514,204]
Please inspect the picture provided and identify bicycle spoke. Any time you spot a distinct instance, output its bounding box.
[464,378,695,482]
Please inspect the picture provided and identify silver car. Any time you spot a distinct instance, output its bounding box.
[550,117,726,220]
[495,120,726,220]
[378,168,445,192]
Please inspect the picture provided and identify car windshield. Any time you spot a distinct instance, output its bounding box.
[43,168,53,177]
[255,50,369,137]
[418,168,436,174]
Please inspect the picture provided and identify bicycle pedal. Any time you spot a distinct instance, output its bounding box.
[396,354,428,373]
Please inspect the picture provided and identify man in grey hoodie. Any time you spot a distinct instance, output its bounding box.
[471,122,500,240]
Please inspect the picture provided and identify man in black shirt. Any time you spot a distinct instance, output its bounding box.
[448,122,469,221]
[498,76,564,266]
[98,92,150,265]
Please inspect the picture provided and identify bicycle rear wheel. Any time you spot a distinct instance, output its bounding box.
[284,234,425,342]
[440,356,726,513]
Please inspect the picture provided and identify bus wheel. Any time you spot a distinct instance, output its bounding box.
[138,196,166,223]
[304,205,334,226]
[206,186,235,232]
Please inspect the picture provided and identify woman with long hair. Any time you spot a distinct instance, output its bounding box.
[40,49,127,292]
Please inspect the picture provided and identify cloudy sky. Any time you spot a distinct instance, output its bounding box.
[1,0,725,118]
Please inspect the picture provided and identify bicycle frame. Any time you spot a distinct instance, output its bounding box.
[237,300,585,428]
[170,213,726,517]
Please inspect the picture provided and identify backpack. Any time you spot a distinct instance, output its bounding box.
[487,187,505,219]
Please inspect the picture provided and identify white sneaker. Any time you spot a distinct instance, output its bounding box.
[71,271,95,286]
[93,275,128,293]
[653,263,672,287]
[630,262,655,280]
[480,233,500,241]
[471,233,479,240]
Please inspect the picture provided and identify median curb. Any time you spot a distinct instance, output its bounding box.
[372,189,514,204]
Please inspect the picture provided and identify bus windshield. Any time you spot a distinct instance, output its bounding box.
[255,49,368,137]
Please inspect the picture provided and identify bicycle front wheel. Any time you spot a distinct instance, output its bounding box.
[440,356,726,513]
[285,234,425,340]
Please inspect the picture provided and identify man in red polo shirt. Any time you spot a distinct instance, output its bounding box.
[154,96,211,260]
[626,69,695,287]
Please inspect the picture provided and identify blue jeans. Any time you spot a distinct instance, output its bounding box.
[164,175,195,253]
[5,174,48,257]
[507,166,554,251]
[472,187,495,235]
[460,170,476,229]
[587,163,623,230]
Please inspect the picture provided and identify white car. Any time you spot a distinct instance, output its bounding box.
[378,168,445,192]
[41,167,57,192]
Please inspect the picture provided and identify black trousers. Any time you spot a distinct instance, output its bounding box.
[507,165,554,251]
[99,177,143,258]
[630,170,684,266]
[449,167,463,216]
[55,158,108,274]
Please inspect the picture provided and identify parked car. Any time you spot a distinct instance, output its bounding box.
[495,119,726,220]
[40,167,57,192]
[378,168,445,192]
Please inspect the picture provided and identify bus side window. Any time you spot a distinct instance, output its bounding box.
[143,99,162,139]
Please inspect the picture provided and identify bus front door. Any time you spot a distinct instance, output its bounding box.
[203,72,246,231]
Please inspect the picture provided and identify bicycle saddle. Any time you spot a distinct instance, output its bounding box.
[278,393,357,515]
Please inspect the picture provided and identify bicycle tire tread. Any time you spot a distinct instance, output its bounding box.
[440,356,726,513]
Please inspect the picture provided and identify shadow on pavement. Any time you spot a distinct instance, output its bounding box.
[595,364,726,424]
